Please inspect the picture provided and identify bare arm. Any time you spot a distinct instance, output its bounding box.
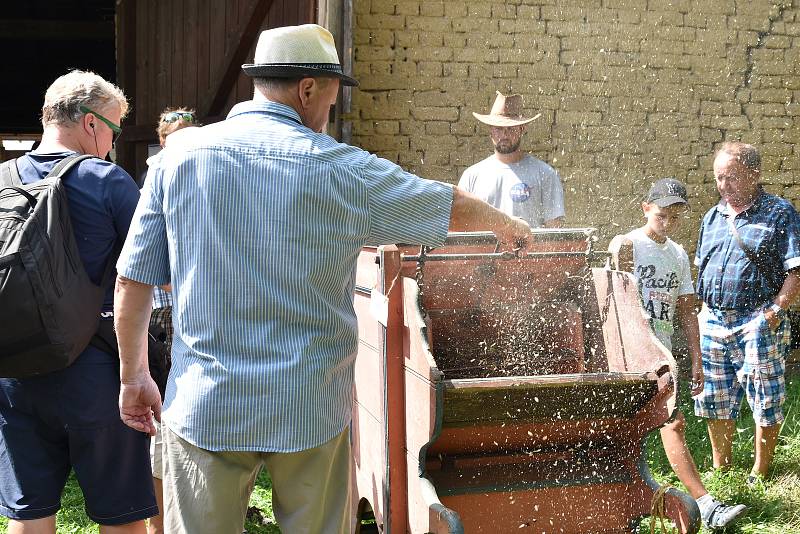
[676,294,704,396]
[765,268,800,329]
[114,275,161,435]
[450,186,531,247]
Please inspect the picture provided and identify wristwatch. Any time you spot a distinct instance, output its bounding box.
[769,303,786,318]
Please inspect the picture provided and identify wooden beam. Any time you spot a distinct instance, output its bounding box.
[115,0,138,175]
[120,114,225,143]
[199,0,275,118]
[0,20,114,40]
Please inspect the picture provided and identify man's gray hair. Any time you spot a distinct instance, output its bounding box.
[253,76,332,96]
[717,141,761,171]
[41,70,128,127]
[253,77,300,94]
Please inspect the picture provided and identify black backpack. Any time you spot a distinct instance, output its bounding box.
[0,154,116,378]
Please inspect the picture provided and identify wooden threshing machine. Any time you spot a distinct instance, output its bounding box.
[351,229,700,534]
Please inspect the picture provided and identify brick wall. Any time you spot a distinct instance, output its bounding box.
[347,0,800,249]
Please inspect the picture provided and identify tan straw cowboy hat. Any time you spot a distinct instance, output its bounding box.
[242,24,358,87]
[472,91,539,127]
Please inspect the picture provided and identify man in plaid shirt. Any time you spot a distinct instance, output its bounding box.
[694,141,800,485]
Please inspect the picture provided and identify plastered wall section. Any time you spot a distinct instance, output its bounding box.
[346,0,800,248]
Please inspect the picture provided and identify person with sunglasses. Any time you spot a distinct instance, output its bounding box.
[0,70,157,533]
[146,106,200,534]
[156,108,197,145]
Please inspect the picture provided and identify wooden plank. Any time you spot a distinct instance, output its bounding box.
[121,124,160,143]
[147,0,159,123]
[115,0,138,174]
[172,0,185,104]
[199,0,274,118]
[441,379,658,425]
[209,0,227,109]
[382,246,409,534]
[197,0,210,99]
[183,0,199,107]
[129,0,150,180]
[445,372,655,389]
[156,0,172,120]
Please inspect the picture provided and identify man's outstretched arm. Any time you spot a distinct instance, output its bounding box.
[449,186,531,248]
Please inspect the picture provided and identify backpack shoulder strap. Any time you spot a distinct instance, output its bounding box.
[47,154,118,288]
[45,154,95,180]
[0,158,21,187]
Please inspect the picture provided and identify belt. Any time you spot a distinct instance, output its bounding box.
[704,304,765,318]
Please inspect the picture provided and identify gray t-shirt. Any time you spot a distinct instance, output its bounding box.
[457,154,565,228]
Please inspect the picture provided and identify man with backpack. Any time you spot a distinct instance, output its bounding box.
[0,70,157,533]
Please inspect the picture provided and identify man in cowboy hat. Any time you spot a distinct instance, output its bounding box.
[458,91,565,228]
[113,24,531,534]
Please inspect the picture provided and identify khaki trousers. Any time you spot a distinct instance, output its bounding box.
[161,425,352,534]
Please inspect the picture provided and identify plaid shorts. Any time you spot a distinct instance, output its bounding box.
[150,306,173,352]
[694,305,789,426]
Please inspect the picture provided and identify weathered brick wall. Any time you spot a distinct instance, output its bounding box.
[347,0,800,249]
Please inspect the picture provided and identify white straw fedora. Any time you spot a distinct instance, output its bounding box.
[472,91,539,127]
[242,24,358,87]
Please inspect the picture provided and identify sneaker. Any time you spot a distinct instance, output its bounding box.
[699,497,747,530]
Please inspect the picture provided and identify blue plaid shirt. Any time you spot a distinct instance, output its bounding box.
[695,190,800,311]
[117,100,452,452]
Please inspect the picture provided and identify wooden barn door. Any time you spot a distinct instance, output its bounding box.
[115,0,317,181]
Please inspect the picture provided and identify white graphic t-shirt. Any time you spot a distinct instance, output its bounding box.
[458,154,565,228]
[627,228,694,351]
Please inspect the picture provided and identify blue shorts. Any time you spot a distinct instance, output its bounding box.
[694,305,788,427]
[0,344,158,524]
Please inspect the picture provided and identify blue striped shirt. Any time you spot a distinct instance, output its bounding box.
[695,191,800,311]
[117,100,453,452]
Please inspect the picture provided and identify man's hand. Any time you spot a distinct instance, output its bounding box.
[120,372,162,436]
[449,187,532,248]
[764,307,781,332]
[496,216,532,251]
[690,361,705,397]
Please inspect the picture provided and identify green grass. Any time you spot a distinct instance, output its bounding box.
[2,379,799,533]
[639,376,800,533]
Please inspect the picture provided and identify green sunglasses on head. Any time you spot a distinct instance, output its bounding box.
[80,105,122,143]
[162,111,195,124]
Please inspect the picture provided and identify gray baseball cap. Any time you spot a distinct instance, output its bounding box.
[645,178,689,207]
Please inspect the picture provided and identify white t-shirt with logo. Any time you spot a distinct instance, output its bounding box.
[626,228,694,351]
[458,154,565,228]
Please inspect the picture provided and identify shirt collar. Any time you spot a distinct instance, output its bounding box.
[226,100,304,126]
[715,188,766,216]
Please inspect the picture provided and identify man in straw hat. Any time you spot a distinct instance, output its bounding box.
[113,24,531,534]
[459,91,565,228]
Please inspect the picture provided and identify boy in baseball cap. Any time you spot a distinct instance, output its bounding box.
[609,178,747,530]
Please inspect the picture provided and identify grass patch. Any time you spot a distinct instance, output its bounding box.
[0,468,279,533]
[2,379,799,533]
[639,376,800,533]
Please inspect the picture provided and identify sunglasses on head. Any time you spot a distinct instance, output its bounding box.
[162,112,195,124]
[79,105,122,144]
